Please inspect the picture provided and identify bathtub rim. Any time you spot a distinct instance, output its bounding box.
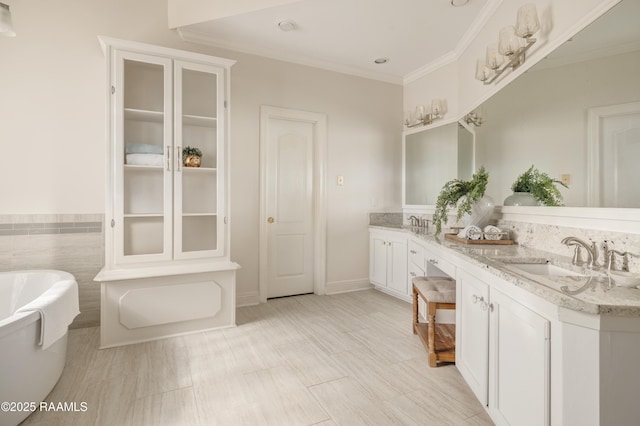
[0,269,76,340]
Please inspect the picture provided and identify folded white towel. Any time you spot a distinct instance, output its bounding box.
[483,225,503,241]
[15,280,80,350]
[125,143,164,155]
[458,225,482,240]
[126,153,164,167]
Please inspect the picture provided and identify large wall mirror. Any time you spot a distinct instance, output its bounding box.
[474,0,640,208]
[403,121,474,207]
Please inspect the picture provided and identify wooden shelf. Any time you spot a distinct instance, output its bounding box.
[415,322,456,362]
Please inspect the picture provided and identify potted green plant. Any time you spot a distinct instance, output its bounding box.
[505,165,568,206]
[433,166,491,235]
[182,146,203,167]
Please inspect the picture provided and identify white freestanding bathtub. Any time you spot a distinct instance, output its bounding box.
[0,270,77,426]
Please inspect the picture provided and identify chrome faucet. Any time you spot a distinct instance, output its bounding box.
[408,215,419,227]
[561,237,599,268]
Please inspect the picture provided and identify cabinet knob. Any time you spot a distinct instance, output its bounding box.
[410,249,417,254]
[267,217,275,223]
[410,272,416,277]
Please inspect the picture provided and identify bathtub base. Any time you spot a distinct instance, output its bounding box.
[98,267,237,348]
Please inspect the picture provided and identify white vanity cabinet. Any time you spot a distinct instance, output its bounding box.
[456,268,550,426]
[95,37,239,348]
[369,229,409,300]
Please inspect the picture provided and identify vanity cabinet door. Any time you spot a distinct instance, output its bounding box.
[456,270,490,406]
[489,288,550,426]
[369,229,409,298]
[386,234,408,295]
[369,231,388,287]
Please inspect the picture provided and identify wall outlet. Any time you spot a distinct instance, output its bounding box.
[337,175,344,186]
[561,174,571,185]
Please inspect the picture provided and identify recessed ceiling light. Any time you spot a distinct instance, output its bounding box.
[277,20,296,32]
[374,57,389,64]
[451,0,470,6]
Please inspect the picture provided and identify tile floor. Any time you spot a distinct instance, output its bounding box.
[21,290,493,425]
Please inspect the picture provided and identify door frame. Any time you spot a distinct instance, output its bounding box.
[259,105,327,303]
[587,101,640,206]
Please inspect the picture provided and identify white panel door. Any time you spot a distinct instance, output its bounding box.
[265,117,314,298]
[588,102,640,207]
[601,113,640,207]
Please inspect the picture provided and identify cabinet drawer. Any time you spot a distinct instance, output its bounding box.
[408,240,425,269]
[424,247,456,278]
[408,261,425,281]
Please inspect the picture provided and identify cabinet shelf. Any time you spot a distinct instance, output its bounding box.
[124,108,164,122]
[124,164,163,171]
[182,213,217,217]
[124,213,164,218]
[182,167,217,173]
[183,114,217,128]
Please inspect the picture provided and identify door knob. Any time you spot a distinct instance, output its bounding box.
[267,217,275,223]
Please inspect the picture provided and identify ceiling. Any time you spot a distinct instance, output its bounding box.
[176,0,490,85]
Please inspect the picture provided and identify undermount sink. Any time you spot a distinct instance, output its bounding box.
[507,263,585,277]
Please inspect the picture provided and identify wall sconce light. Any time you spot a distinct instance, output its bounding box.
[475,3,540,85]
[464,106,485,127]
[0,2,16,37]
[404,99,447,128]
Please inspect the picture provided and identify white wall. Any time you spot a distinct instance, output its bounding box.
[476,50,640,206]
[0,0,402,305]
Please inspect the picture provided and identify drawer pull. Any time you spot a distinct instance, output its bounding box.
[428,258,439,265]
[410,249,417,254]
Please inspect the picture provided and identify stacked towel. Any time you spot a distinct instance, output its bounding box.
[483,225,503,241]
[15,279,80,350]
[125,144,164,166]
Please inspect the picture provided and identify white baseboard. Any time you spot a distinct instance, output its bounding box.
[325,278,373,295]
[236,291,260,307]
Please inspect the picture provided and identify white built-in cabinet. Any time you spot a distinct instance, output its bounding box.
[456,269,550,426]
[369,229,409,300]
[94,37,239,348]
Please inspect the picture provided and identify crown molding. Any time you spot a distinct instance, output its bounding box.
[177,28,404,85]
[403,0,504,84]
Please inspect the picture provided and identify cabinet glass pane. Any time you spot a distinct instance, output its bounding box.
[182,216,217,252]
[124,168,164,214]
[123,217,164,256]
[124,60,165,112]
[179,68,218,255]
[181,69,217,169]
[182,170,217,214]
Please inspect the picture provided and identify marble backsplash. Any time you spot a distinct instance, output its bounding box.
[389,211,640,272]
[495,219,640,272]
[0,214,103,328]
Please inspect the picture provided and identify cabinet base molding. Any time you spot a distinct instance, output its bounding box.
[98,269,236,348]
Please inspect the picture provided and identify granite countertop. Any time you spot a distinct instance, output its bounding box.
[370,225,640,317]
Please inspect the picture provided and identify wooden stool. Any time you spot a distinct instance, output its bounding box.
[412,276,456,367]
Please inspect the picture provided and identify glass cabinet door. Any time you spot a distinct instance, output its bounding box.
[114,51,173,264]
[173,61,225,259]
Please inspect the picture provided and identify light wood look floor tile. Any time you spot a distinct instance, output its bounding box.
[21,289,493,425]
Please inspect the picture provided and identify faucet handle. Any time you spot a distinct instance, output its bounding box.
[572,246,584,265]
